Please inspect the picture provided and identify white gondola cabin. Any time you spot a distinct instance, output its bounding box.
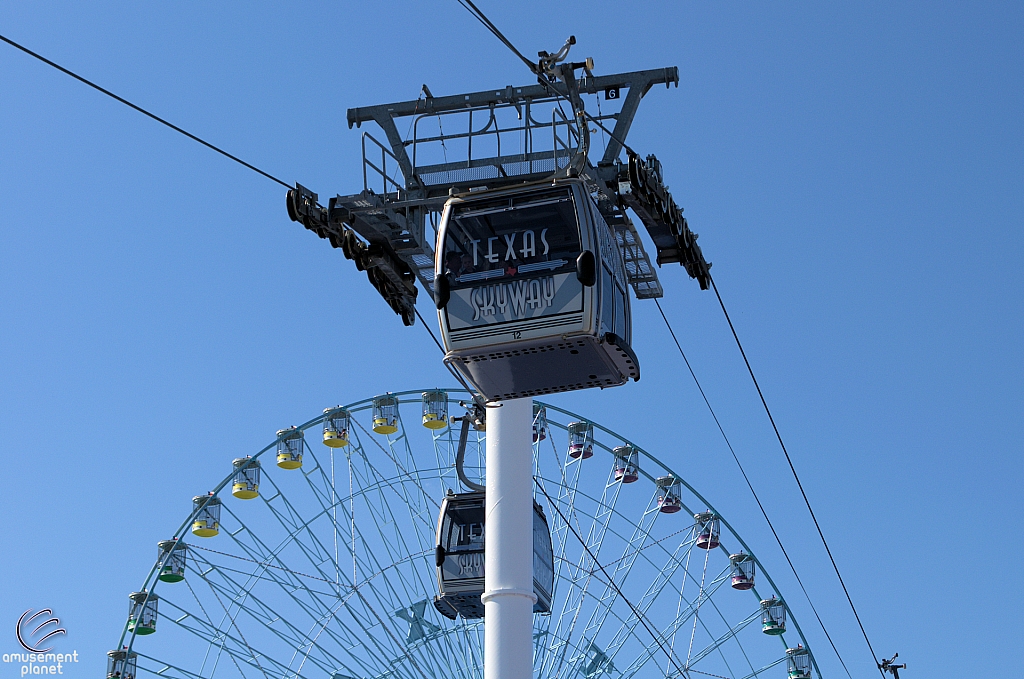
[432,491,553,620]
[276,426,304,469]
[157,539,186,583]
[106,650,137,679]
[322,407,351,448]
[127,591,158,636]
[656,475,683,513]
[761,596,786,635]
[533,403,548,443]
[434,179,640,401]
[695,511,720,549]
[786,645,812,679]
[191,494,221,537]
[231,457,260,500]
[729,552,755,590]
[567,421,594,459]
[372,394,399,434]
[422,391,448,430]
[613,445,639,483]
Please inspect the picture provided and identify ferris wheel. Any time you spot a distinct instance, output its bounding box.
[108,389,819,679]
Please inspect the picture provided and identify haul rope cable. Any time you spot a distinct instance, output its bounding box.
[708,277,884,676]
[655,299,854,679]
[0,33,292,190]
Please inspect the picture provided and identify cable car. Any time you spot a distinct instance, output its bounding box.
[434,179,640,401]
[432,491,553,620]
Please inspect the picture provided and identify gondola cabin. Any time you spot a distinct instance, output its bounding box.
[421,391,448,430]
[761,596,786,635]
[127,591,158,635]
[157,539,186,583]
[276,426,304,469]
[372,394,399,435]
[106,650,137,679]
[695,511,721,549]
[191,494,221,538]
[231,457,260,500]
[434,179,639,401]
[729,552,755,590]
[613,445,639,483]
[533,403,548,443]
[322,407,351,447]
[432,491,553,620]
[786,646,812,679]
[567,421,594,459]
[656,475,683,513]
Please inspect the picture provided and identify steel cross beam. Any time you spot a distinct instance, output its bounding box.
[346,67,679,189]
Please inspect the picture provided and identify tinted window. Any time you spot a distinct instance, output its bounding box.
[443,190,581,287]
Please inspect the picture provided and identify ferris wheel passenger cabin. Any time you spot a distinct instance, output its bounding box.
[432,491,554,620]
[434,179,639,401]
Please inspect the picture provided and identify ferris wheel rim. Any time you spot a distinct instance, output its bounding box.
[116,387,821,679]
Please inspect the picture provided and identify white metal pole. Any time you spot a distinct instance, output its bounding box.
[483,397,536,679]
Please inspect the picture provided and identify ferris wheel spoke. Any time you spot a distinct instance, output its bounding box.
[185,550,355,675]
[681,608,759,672]
[609,571,734,679]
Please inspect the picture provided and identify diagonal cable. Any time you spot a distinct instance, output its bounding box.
[0,32,291,189]
[704,279,883,676]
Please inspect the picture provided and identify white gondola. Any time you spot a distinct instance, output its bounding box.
[432,491,553,620]
[434,179,639,401]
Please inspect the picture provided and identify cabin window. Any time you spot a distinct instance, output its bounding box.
[443,189,581,287]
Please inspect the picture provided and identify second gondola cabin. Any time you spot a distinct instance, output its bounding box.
[432,491,553,620]
[434,179,639,401]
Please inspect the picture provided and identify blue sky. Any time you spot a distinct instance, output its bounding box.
[1,2,1021,678]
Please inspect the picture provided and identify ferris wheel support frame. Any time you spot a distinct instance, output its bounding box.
[483,397,537,679]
